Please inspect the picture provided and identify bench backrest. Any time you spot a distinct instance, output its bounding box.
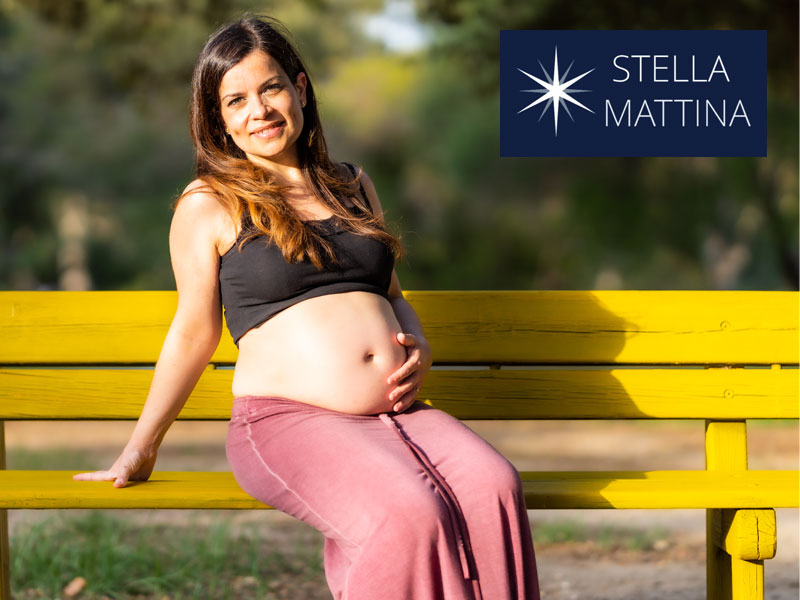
[0,291,797,421]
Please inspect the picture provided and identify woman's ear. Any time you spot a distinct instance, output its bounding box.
[295,72,308,107]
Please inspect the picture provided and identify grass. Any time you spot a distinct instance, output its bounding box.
[7,447,97,470]
[532,519,670,551]
[11,510,676,599]
[10,510,679,598]
[11,511,326,600]
[748,418,799,428]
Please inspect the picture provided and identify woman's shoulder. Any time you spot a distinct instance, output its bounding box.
[172,179,238,252]
[175,179,231,216]
[177,178,220,205]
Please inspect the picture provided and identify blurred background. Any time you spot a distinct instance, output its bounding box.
[2,3,797,598]
[1,0,797,293]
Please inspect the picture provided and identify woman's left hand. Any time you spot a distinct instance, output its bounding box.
[388,332,433,413]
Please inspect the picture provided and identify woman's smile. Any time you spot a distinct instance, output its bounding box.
[251,120,286,139]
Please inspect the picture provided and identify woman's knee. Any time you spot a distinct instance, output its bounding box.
[471,450,524,500]
[406,407,522,498]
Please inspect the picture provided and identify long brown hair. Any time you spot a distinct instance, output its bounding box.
[184,14,402,268]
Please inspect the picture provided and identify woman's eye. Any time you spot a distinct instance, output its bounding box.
[225,84,281,107]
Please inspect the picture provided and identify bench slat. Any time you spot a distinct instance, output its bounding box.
[0,368,796,419]
[520,471,799,509]
[0,470,794,510]
[0,471,269,509]
[1,291,797,365]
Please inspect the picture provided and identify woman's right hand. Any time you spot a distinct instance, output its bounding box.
[72,445,158,488]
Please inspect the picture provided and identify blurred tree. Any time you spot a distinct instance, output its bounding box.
[1,0,796,292]
[400,0,798,289]
[0,0,380,289]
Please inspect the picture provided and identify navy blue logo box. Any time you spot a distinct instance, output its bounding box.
[499,30,766,157]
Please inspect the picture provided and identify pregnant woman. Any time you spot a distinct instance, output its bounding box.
[75,15,540,600]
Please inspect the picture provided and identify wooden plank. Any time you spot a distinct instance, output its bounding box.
[0,292,180,364]
[712,509,776,560]
[1,291,797,365]
[412,291,799,365]
[425,369,798,420]
[0,470,795,510]
[0,471,270,509]
[520,470,799,510]
[0,368,796,420]
[0,422,8,600]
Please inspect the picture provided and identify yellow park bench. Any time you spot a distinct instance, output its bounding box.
[0,290,797,600]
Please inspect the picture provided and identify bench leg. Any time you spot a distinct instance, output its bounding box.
[707,508,771,600]
[0,509,8,600]
[708,509,733,599]
[0,420,9,600]
[705,421,764,600]
[731,557,764,600]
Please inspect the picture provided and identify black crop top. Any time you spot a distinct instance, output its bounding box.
[218,167,395,346]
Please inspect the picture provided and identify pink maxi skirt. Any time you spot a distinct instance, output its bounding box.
[226,395,540,600]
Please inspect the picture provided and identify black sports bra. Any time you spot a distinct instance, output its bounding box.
[218,166,395,346]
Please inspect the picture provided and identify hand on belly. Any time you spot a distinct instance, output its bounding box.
[307,329,431,416]
[385,331,431,414]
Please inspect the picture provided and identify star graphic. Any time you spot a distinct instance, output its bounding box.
[517,47,595,136]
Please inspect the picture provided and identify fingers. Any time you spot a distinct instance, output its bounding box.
[390,380,420,413]
[392,393,417,413]
[388,351,423,385]
[389,378,418,403]
[72,447,154,488]
[72,470,127,487]
[72,466,131,487]
[390,333,431,386]
[395,332,418,347]
[72,471,114,481]
[389,333,430,412]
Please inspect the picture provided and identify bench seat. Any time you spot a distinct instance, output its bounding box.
[1,469,795,510]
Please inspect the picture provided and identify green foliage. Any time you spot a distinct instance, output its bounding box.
[7,447,95,470]
[408,0,798,290]
[12,511,324,599]
[532,519,670,552]
[1,0,797,291]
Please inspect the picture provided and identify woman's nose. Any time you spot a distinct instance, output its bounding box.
[249,95,270,118]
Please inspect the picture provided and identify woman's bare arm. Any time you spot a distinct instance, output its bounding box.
[73,184,230,486]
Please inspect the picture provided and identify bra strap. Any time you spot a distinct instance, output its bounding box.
[342,161,372,214]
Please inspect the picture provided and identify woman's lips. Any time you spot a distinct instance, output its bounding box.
[251,121,285,139]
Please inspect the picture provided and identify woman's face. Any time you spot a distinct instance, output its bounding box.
[218,50,307,168]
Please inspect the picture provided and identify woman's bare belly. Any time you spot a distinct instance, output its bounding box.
[232,292,407,415]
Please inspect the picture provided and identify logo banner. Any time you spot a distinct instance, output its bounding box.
[499,30,767,157]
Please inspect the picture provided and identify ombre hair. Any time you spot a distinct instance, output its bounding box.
[183,15,401,268]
